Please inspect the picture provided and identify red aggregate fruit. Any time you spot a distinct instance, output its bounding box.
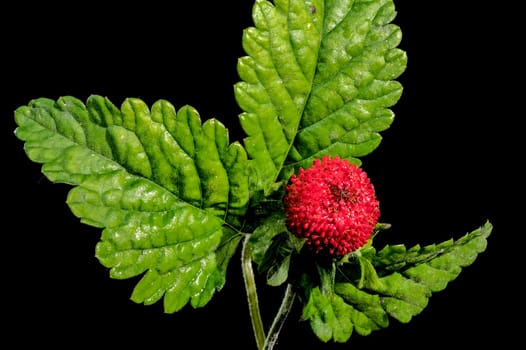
[284,156,380,257]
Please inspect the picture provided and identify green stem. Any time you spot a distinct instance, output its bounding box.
[241,235,266,350]
[263,283,296,350]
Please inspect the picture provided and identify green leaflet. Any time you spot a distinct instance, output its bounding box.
[235,0,323,194]
[293,0,406,170]
[301,221,492,342]
[14,95,249,312]
[248,213,288,266]
[235,0,406,194]
[302,287,355,343]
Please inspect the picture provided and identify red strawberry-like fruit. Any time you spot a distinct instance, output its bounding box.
[284,156,380,257]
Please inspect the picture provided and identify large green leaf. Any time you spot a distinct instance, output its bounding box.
[235,0,406,193]
[14,95,249,312]
[301,221,492,342]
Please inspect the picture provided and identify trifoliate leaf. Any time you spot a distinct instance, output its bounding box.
[235,0,406,194]
[14,95,250,312]
[300,221,492,342]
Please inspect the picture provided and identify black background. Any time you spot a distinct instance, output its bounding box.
[2,1,517,349]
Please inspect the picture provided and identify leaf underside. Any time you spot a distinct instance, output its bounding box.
[14,95,249,312]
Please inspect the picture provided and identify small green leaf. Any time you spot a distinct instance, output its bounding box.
[356,255,382,290]
[215,227,245,279]
[247,213,288,265]
[266,254,291,286]
[14,95,249,312]
[302,287,354,343]
[257,232,298,286]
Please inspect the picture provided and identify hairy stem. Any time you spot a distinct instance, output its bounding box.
[241,235,266,349]
[263,283,296,350]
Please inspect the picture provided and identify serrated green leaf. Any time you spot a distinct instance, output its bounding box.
[235,0,325,194]
[301,221,492,342]
[400,222,492,293]
[372,221,492,276]
[290,0,406,171]
[235,0,406,193]
[14,95,249,312]
[375,272,430,323]
[373,221,490,323]
[302,287,354,343]
[300,258,386,342]
[334,282,388,334]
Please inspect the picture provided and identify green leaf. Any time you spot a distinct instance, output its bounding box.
[235,0,324,194]
[235,0,406,193]
[14,95,249,312]
[372,221,493,280]
[334,282,388,334]
[300,221,492,342]
[374,272,430,323]
[247,210,307,286]
[356,254,382,290]
[291,0,406,171]
[302,287,354,343]
[247,213,288,266]
[258,232,298,286]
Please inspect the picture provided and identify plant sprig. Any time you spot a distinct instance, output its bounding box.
[13,1,492,349]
